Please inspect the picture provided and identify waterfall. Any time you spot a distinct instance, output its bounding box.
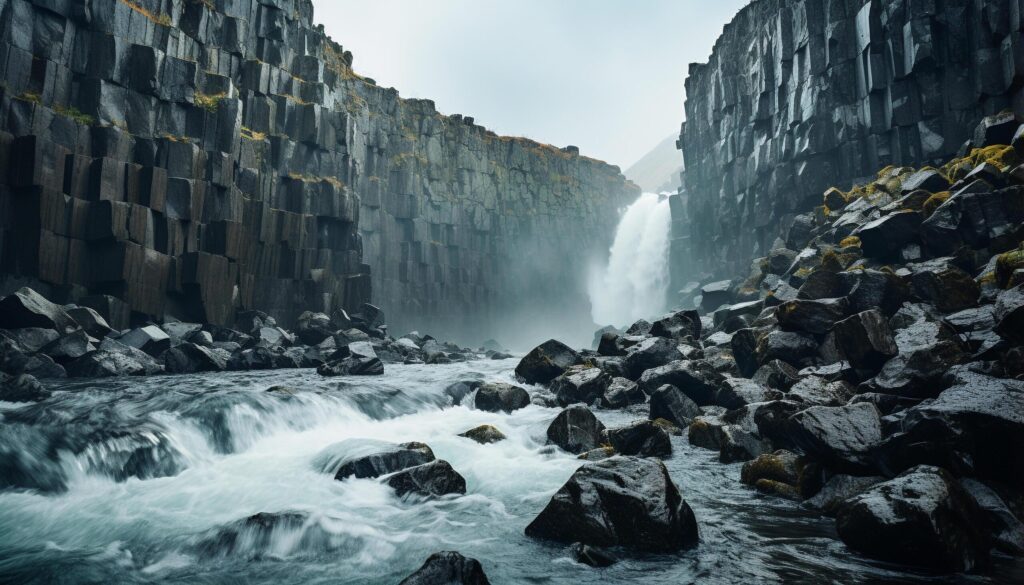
[589,192,672,328]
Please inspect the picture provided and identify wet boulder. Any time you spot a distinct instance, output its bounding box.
[606,420,672,458]
[473,382,530,413]
[752,360,801,390]
[740,450,804,500]
[0,287,77,333]
[836,466,989,573]
[2,328,59,353]
[960,478,1024,556]
[458,425,506,444]
[622,337,682,379]
[163,342,227,373]
[194,511,333,559]
[717,425,770,463]
[525,456,698,552]
[39,330,93,363]
[637,361,722,406]
[569,542,617,567]
[803,475,883,515]
[67,338,164,377]
[386,460,467,497]
[546,405,606,454]
[867,316,968,398]
[399,551,491,585]
[648,384,700,427]
[227,347,277,371]
[787,376,854,407]
[715,377,780,409]
[318,341,384,376]
[295,311,333,345]
[907,260,980,313]
[700,280,732,312]
[66,306,112,338]
[624,319,652,336]
[901,168,951,194]
[120,325,171,357]
[515,339,582,385]
[599,377,645,409]
[755,330,818,367]
[787,403,882,470]
[0,373,51,403]
[776,298,849,335]
[333,441,436,480]
[852,210,922,259]
[840,269,910,316]
[994,285,1024,344]
[649,309,701,340]
[551,366,611,406]
[831,309,898,371]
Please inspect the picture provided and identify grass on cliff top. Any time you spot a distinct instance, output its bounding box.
[119,0,172,26]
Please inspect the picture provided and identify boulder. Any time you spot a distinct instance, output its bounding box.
[622,337,682,379]
[515,339,581,385]
[606,420,672,458]
[752,360,801,390]
[444,380,483,406]
[458,425,506,444]
[637,361,722,406]
[624,319,653,336]
[599,377,645,409]
[700,280,732,312]
[254,326,293,349]
[386,460,467,497]
[836,466,989,573]
[66,338,164,377]
[831,309,898,371]
[852,210,922,259]
[119,325,171,356]
[717,425,770,463]
[0,373,51,403]
[39,330,93,362]
[715,377,780,409]
[960,478,1024,556]
[596,332,627,356]
[648,384,700,427]
[803,475,883,515]
[740,450,804,500]
[473,382,530,413]
[568,542,617,567]
[995,285,1024,344]
[164,342,227,373]
[907,260,979,313]
[901,168,951,194]
[867,316,968,398]
[776,298,848,335]
[787,403,882,469]
[755,330,818,366]
[2,327,59,353]
[524,456,698,552]
[787,376,854,407]
[398,551,491,585]
[649,309,701,340]
[227,347,277,371]
[317,356,384,376]
[295,311,333,345]
[0,287,76,333]
[546,405,606,454]
[66,306,112,338]
[334,441,435,480]
[551,367,611,406]
[840,269,910,316]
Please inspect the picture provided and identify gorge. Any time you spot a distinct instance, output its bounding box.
[2,1,1024,584]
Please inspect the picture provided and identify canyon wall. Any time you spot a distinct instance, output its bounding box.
[0,0,637,337]
[673,0,1024,288]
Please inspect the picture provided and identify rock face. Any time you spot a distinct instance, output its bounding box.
[836,466,989,573]
[0,0,635,335]
[671,0,1023,284]
[399,552,491,585]
[524,456,698,552]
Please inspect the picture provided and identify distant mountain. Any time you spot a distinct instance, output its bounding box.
[625,134,684,193]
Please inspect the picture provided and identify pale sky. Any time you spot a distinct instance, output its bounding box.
[313,0,749,170]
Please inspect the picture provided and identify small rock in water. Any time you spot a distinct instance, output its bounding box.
[399,551,491,585]
[458,425,506,444]
[606,420,672,458]
[546,405,606,454]
[473,382,530,413]
[386,460,467,497]
[329,441,436,480]
[569,542,617,567]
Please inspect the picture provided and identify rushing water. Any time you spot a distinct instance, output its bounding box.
[0,360,1022,584]
[589,193,673,329]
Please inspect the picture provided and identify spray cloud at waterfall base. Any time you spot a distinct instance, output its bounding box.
[588,193,673,329]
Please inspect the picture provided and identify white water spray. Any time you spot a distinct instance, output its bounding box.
[589,192,672,327]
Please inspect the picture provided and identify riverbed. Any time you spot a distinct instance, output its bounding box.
[0,359,1021,584]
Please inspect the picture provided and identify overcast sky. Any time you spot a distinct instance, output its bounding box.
[313,0,749,170]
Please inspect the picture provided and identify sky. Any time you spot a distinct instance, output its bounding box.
[313,0,750,170]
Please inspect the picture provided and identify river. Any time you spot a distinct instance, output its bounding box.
[0,359,1021,584]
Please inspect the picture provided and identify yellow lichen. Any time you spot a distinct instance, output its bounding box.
[118,0,172,26]
[996,246,1024,288]
[839,236,862,248]
[194,91,226,112]
[922,191,952,218]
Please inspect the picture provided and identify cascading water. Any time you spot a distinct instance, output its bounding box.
[589,192,673,328]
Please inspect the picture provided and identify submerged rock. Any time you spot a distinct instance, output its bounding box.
[836,466,989,573]
[386,460,467,497]
[546,405,606,454]
[399,551,491,585]
[803,475,883,516]
[515,339,581,385]
[569,542,617,567]
[740,450,804,500]
[473,382,530,413]
[525,456,698,552]
[458,425,506,444]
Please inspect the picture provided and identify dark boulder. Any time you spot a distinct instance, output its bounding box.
[444,380,483,406]
[569,542,617,567]
[597,332,625,356]
[907,260,980,313]
[637,361,722,406]
[803,475,883,515]
[787,403,882,470]
[599,377,645,409]
[995,285,1024,344]
[546,405,606,454]
[515,339,581,385]
[386,460,467,497]
[317,356,384,376]
[852,210,922,259]
[776,298,848,335]
[120,325,172,357]
[755,330,818,366]
[473,382,530,413]
[622,337,682,379]
[67,339,164,377]
[648,384,700,427]
[740,450,804,500]
[458,425,506,444]
[295,311,333,345]
[649,309,701,340]
[0,287,76,333]
[227,347,276,371]
[787,376,854,407]
[960,478,1024,556]
[715,377,780,409]
[2,327,59,353]
[606,420,672,458]
[730,327,762,377]
[0,373,51,403]
[66,306,113,338]
[831,309,898,371]
[39,330,93,363]
[836,466,989,573]
[399,551,491,585]
[624,319,652,336]
[901,168,951,194]
[752,360,801,390]
[840,269,910,316]
[551,367,611,406]
[717,425,770,463]
[164,342,227,373]
[333,441,436,480]
[524,456,698,552]
[700,280,732,312]
[867,316,968,398]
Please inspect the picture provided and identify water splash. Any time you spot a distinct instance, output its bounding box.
[589,192,672,327]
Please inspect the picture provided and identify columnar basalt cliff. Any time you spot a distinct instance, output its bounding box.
[673,0,1024,288]
[0,0,637,333]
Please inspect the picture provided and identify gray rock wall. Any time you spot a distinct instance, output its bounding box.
[673,0,1024,288]
[0,0,637,334]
